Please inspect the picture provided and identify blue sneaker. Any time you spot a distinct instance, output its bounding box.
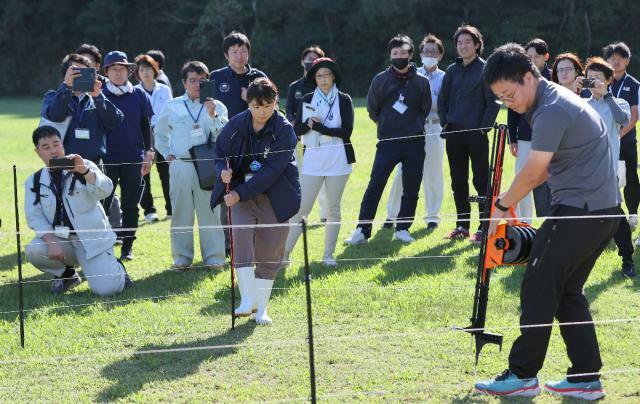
[544,378,604,400]
[475,369,540,397]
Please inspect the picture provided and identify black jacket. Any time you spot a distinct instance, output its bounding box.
[366,65,431,141]
[438,57,499,143]
[286,76,315,123]
[293,91,356,164]
[211,110,300,222]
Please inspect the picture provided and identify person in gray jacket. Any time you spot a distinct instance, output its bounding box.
[24,126,127,296]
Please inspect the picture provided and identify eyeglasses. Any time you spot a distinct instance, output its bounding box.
[187,78,206,84]
[316,72,334,79]
[557,67,576,74]
[421,51,441,57]
[496,83,521,105]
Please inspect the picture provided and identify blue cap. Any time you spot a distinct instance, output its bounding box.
[103,51,135,71]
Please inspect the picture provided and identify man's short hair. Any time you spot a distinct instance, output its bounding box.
[74,43,102,66]
[483,43,541,87]
[246,77,279,105]
[60,53,91,79]
[146,50,166,69]
[454,25,484,55]
[585,57,615,81]
[603,42,632,60]
[525,38,549,56]
[387,34,414,55]
[32,125,61,147]
[420,34,444,55]
[223,31,251,55]
[300,45,325,61]
[134,54,160,80]
[181,61,209,81]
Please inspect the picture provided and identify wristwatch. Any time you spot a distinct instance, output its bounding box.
[494,198,510,212]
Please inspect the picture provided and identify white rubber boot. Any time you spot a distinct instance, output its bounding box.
[234,267,256,317]
[254,278,275,325]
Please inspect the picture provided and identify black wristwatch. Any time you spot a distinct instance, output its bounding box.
[494,198,509,212]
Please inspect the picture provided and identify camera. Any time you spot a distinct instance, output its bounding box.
[49,157,74,171]
[581,77,596,89]
[72,67,96,93]
[199,79,216,104]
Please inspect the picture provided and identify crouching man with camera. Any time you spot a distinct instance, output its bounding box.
[24,126,129,296]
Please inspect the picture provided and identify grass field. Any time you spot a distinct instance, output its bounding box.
[0,98,638,402]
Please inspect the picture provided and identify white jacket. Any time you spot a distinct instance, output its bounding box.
[24,160,115,259]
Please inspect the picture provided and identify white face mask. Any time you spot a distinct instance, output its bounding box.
[422,56,439,69]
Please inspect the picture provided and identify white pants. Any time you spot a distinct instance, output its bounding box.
[514,140,533,224]
[286,174,350,257]
[387,122,444,224]
[25,236,125,296]
[298,143,329,220]
[169,160,225,266]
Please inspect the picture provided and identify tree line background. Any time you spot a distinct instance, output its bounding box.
[2,0,639,97]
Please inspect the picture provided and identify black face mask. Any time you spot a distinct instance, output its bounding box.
[391,58,410,70]
[303,62,314,72]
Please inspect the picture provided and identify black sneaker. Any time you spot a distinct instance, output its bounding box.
[117,258,133,288]
[382,218,394,229]
[622,261,636,277]
[426,222,438,231]
[51,268,82,294]
[120,248,134,261]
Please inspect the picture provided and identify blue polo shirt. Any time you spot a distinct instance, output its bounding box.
[210,64,267,119]
[103,87,154,163]
[609,72,639,144]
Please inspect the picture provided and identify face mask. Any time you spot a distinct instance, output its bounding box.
[303,62,314,71]
[391,57,409,70]
[422,57,439,69]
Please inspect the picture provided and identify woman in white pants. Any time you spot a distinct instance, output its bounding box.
[285,58,355,266]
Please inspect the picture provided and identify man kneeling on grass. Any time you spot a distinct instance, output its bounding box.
[24,126,131,295]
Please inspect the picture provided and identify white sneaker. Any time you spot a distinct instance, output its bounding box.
[393,230,415,243]
[323,254,337,267]
[629,214,638,230]
[144,212,159,223]
[344,228,368,245]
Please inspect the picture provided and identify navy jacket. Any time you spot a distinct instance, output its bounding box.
[367,64,431,141]
[211,110,300,222]
[210,65,267,119]
[286,76,315,122]
[294,91,356,164]
[507,66,551,143]
[41,83,123,162]
[438,57,499,143]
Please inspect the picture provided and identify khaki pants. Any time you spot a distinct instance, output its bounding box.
[286,174,350,257]
[169,160,226,266]
[231,194,289,280]
[25,235,125,296]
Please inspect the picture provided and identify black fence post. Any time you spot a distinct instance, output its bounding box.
[301,219,317,403]
[13,165,25,348]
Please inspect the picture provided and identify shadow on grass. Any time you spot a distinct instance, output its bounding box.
[97,321,256,401]
[0,259,224,322]
[0,251,21,272]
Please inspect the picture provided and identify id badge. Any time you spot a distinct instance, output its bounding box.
[244,174,254,182]
[54,226,70,239]
[75,128,90,139]
[190,127,204,138]
[393,100,408,114]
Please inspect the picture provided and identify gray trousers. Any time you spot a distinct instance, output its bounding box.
[286,174,349,257]
[231,194,289,280]
[25,236,125,296]
[169,160,225,266]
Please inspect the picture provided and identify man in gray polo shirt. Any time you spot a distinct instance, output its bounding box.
[474,43,621,400]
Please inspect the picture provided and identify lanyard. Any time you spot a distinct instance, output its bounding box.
[183,100,205,127]
[614,73,627,98]
[49,174,66,224]
[317,89,337,124]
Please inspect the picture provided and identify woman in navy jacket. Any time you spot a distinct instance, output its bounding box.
[211,78,300,325]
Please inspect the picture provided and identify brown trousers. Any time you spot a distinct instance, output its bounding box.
[231,194,289,280]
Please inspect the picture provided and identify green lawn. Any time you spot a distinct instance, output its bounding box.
[0,98,638,402]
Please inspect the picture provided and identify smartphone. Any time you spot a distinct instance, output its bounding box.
[199,79,216,104]
[49,157,74,171]
[581,77,596,89]
[72,67,96,93]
